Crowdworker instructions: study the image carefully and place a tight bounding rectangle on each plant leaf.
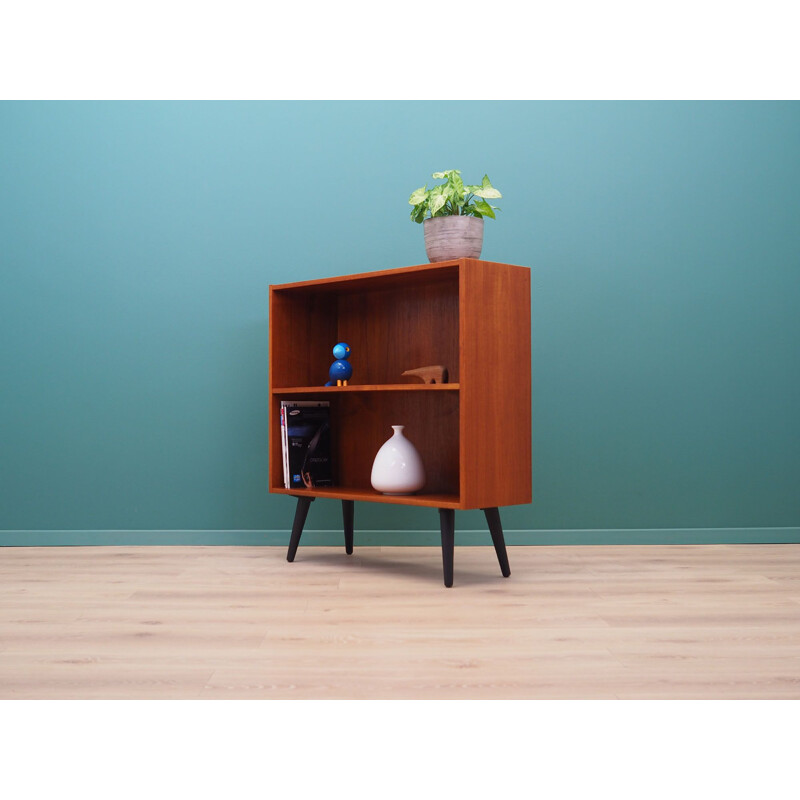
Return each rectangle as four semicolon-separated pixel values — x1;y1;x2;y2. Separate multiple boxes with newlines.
448;171;465;204
412;171;498;216
443;181;464;214
410;203;427;223
473;174;502;199
430;195;447;215
473;199;497;219
408;185;428;205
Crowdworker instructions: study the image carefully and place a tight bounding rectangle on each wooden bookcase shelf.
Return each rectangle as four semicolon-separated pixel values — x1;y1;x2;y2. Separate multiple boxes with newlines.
270;486;462;510
272;383;460;394
268;258;531;586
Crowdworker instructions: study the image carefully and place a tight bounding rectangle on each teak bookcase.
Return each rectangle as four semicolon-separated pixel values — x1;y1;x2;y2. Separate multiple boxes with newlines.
268;258;531;587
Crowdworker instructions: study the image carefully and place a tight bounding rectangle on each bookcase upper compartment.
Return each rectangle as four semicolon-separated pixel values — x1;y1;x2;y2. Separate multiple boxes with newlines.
269;262;459;389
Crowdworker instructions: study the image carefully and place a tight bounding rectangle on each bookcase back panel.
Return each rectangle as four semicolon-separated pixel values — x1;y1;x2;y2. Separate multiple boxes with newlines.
336;280;459;385
332;392;460;496
270;291;338;388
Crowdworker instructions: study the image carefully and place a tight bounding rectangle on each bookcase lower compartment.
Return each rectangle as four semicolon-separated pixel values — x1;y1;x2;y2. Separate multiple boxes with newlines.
271;390;460;503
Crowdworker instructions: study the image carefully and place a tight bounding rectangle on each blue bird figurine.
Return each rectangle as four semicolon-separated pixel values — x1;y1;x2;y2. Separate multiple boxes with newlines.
325;342;352;386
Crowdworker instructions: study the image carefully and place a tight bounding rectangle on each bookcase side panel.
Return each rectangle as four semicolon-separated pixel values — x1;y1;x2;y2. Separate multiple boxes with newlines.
269;394;284;490
269;288;338;491
459;261;532;509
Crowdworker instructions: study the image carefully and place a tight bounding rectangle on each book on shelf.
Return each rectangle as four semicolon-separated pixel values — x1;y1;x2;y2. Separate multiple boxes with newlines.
280;400;332;489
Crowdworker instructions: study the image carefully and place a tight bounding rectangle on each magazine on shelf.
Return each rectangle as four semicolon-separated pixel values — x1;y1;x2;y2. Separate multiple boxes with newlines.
280;404;289;488
280;400;332;489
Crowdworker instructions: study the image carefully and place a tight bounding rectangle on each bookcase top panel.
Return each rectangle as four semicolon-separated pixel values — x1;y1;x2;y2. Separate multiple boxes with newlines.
271;261;458;294
269;258;528;295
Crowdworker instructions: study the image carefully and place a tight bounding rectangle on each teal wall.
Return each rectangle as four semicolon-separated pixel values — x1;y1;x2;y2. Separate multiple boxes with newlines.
2;101;799;545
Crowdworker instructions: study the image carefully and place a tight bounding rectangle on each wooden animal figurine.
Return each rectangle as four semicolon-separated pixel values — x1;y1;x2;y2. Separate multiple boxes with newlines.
401;365;448;384
325;342;352;386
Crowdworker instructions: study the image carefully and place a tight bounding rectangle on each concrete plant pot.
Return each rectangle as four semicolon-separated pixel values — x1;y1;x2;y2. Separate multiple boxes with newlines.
423;215;484;262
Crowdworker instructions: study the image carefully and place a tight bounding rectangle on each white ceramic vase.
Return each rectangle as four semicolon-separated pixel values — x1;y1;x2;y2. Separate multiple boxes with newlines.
370;425;426;495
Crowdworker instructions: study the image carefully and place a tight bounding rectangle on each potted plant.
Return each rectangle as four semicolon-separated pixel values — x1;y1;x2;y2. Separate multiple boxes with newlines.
408;169;502;262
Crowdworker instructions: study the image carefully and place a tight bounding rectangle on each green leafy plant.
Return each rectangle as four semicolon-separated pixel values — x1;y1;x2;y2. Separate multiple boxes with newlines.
409;169;502;224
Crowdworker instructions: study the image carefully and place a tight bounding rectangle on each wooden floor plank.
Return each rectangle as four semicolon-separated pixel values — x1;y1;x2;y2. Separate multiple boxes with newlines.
1;544;799;699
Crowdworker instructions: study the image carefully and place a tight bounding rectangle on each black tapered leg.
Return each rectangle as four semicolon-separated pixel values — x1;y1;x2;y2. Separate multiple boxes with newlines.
342;500;354;555
286;497;314;562
483;507;511;577
439;508;455;588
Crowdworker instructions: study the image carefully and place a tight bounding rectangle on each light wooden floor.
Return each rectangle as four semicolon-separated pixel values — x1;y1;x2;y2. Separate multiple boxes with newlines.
1;544;799;699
